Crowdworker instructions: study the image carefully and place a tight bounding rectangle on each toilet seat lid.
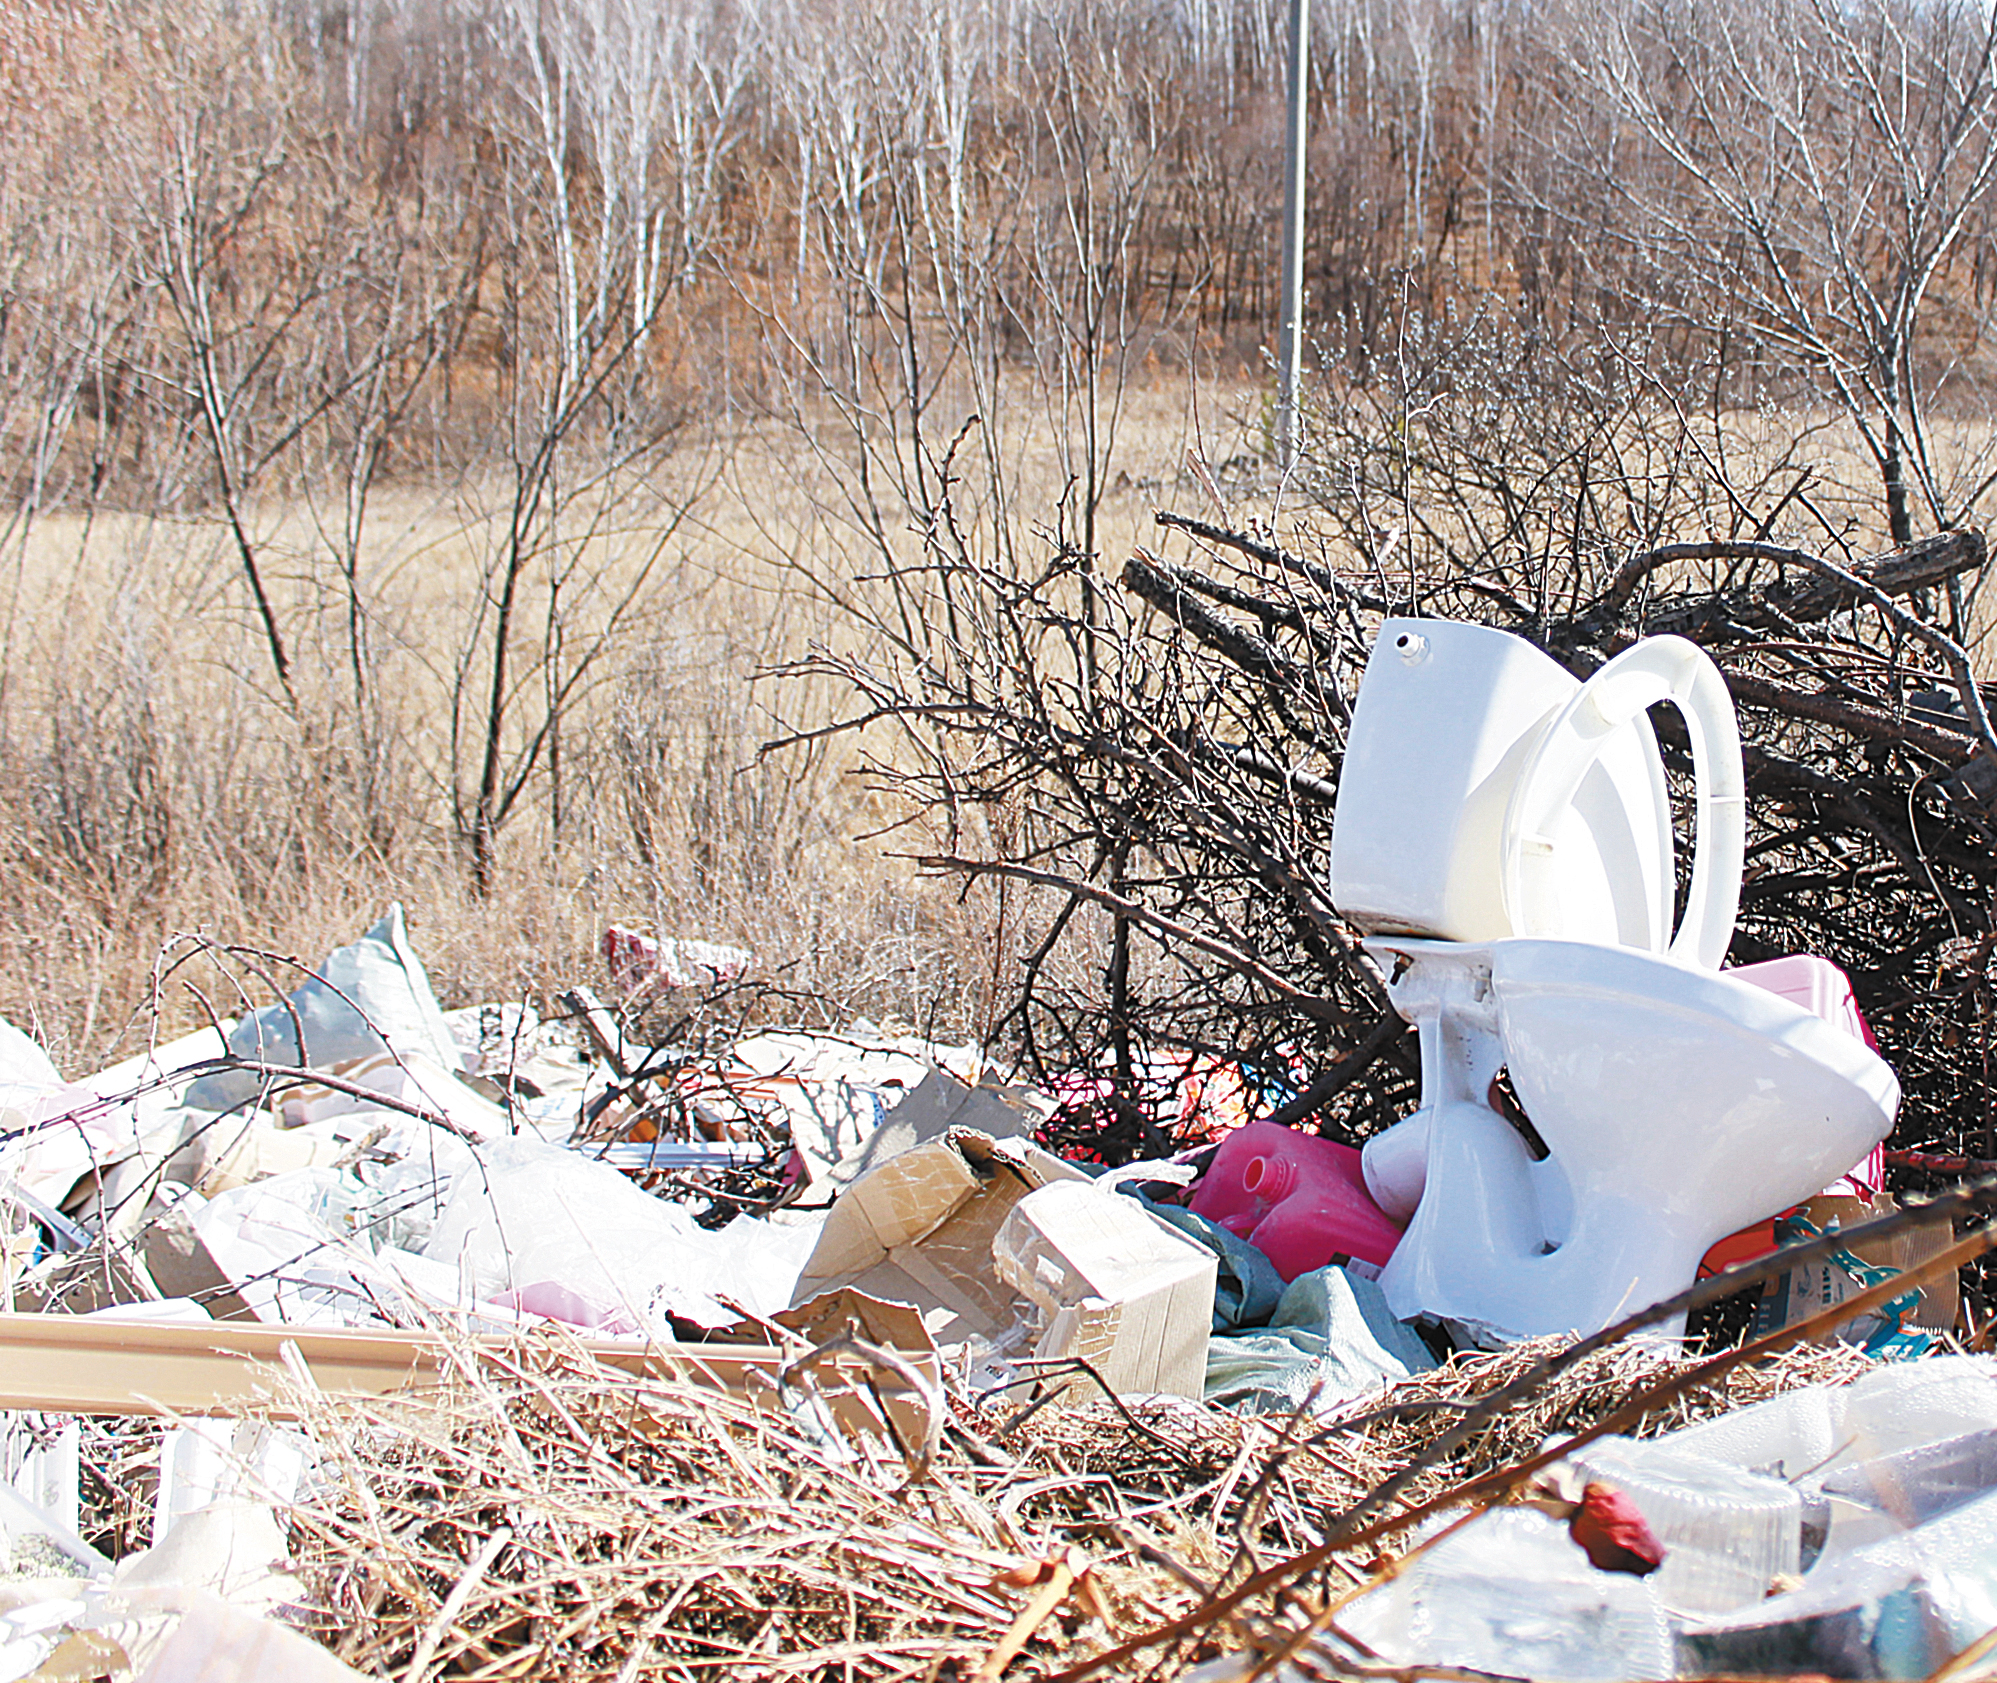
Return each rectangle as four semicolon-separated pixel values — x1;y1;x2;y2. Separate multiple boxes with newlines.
1501;636;1745;970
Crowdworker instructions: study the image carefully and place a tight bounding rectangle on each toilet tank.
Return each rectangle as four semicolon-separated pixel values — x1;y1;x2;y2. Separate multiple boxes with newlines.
1330;620;1674;946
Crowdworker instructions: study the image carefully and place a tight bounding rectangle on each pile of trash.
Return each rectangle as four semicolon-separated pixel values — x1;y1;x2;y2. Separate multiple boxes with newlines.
5;596;1997;1679
0;898;1986;1680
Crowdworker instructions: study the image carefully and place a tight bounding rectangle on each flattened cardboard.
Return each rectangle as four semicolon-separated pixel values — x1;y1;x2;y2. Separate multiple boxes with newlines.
774;1287;936;1357
0;1312;939;1450
791;1129;1089;1347
719;1287;937;1358
825;1071;1040;1190
11;1247;157;1317
141;1205;257;1323
1755;1192;1960;1342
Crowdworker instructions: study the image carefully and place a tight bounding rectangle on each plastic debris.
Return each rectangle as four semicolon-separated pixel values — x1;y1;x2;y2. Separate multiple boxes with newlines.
1336;1506;1676;1681
1202;1264;1437;1413
1561;1435;1794;1610
0;898;1991;1682
181;905;462;1114
602;927;753;992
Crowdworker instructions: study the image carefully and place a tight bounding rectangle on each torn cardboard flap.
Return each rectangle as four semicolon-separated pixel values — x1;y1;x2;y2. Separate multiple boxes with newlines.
791;1129;1088;1347
721;1287;937;1359
824;1071;1044;1190
1755;1192;1960;1343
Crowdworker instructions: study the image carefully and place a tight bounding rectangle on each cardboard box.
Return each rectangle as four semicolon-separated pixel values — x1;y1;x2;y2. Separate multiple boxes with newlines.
823;1071;1042;1191
795;1129;1215;1399
792;1129;1089;1347
992;1179;1215;1400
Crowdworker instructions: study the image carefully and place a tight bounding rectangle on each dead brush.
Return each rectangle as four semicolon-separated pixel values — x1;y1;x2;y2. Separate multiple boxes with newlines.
986;1334;1874;1589
265;1322;1885;1680
276;1332;1151;1681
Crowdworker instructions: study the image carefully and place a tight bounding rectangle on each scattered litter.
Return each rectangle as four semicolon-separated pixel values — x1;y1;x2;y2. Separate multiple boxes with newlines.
602;926;753;993
0;870;1987;1680
1203;1263;1438;1414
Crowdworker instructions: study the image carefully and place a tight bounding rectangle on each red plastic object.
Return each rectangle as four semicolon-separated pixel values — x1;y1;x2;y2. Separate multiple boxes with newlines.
1697;954;1885;1277
1571;1482;1666;1576
1187;1120;1405;1280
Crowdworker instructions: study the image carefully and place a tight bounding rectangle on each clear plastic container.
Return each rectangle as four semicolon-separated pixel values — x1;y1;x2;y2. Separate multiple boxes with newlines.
1664;1384;1847;1482
1679;1485;1997;1679
1819;1425;1997;1555
1187;1120;1404;1279
1339;1507;1675;1682
1831;1356;1997;1473
1569;1433;1801;1615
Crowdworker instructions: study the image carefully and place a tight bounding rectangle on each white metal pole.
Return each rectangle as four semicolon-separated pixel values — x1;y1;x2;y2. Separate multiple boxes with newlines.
1276;0;1310;472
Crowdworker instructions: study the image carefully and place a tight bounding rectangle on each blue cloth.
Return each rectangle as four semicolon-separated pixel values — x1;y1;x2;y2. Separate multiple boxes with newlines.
1117;1187;1285;1332
1204;1265;1438;1414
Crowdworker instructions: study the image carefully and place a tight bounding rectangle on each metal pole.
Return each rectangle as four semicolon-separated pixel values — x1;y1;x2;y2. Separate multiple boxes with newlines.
1276;0;1310;472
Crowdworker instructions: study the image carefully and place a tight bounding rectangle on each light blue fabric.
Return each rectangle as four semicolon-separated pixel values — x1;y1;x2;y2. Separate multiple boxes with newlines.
1205;1264;1437;1414
184;904;459;1112
1117;1186;1285;1332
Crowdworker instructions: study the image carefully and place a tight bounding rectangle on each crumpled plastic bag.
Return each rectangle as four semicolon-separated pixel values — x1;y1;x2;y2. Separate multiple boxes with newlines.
1204;1264;1437;1413
0;1018;60;1111
423;1136;817;1331
183;905;461;1113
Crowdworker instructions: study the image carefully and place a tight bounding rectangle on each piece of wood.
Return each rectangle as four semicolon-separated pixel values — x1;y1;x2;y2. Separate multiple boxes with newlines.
1122;552;1312;696
973;1549;1087;1682
1724;670;1974;763
0;1312;939;1446
1781;529;1986;623
1613;531;1985;627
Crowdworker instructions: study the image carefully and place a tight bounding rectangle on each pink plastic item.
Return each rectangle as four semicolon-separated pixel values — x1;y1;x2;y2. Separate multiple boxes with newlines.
1188;1120;1405;1280
1698;952;1888;1276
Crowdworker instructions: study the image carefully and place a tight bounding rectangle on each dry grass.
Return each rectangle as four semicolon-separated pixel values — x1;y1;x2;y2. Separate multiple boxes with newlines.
265;1326;1878;1680
0;375;1263;1072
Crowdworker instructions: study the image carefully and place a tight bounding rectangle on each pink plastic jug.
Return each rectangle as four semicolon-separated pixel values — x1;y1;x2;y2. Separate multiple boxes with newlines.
1188;1120;1405;1280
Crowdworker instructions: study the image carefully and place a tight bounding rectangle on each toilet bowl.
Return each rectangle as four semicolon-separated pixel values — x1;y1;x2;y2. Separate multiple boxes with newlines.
1330;622;1898;1340
1349;629;1750;1226
1369;937;1899;1341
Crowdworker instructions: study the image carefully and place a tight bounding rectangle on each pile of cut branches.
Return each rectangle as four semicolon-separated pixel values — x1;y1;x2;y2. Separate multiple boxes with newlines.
788;508;1989;1140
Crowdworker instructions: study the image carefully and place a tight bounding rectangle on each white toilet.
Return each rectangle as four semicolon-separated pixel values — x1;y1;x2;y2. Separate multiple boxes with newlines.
1332;621;1899;1343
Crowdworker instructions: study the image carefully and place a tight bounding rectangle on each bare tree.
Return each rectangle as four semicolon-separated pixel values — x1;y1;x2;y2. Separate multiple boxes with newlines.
1556;0;1997;545
448;0;729;894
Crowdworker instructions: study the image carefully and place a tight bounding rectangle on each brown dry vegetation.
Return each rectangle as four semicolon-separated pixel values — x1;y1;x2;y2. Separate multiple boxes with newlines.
5;0;1997;1089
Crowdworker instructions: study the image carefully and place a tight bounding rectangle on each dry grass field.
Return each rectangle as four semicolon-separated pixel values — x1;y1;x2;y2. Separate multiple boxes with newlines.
0;375;1272;1071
